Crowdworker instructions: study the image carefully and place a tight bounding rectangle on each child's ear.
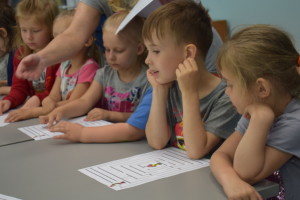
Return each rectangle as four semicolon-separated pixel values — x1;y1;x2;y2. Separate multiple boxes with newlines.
84;36;94;47
256;78;271;99
137;42;145;55
184;44;197;59
0;28;8;38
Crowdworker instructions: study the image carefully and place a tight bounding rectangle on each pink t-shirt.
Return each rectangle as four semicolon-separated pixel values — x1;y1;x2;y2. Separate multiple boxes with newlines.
56;58;99;100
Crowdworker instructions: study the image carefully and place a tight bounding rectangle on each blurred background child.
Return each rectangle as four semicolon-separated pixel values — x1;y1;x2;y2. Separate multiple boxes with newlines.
5;9;99;122
210;25;300;200
0;2;16;95
0;0;60;115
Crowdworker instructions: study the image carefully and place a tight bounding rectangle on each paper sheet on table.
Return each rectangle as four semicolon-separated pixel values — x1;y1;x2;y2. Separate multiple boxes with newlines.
79;147;210;190
18;116;112;140
0;113;10;127
115;0;161;34
0;194;22;200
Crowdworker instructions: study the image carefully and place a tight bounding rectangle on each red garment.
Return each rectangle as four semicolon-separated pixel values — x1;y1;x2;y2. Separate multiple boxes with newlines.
3;48;59;109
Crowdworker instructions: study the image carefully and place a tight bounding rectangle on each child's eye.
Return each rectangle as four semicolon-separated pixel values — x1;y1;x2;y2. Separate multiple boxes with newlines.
115;49;124;53
33;30;40;33
152;50;160;54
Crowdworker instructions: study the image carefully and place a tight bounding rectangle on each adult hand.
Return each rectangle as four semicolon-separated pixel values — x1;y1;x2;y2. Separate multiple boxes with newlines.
16;53;46;80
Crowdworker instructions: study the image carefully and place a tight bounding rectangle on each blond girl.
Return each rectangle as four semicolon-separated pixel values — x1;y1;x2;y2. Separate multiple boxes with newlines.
211;25;300;200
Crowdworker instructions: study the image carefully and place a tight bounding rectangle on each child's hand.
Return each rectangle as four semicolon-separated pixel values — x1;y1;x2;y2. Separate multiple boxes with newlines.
176;58;200;94
21;95;41;109
0;100;11;115
147;69;172;90
223;178;263;200
39;109;63;127
85;108;108;121
0;80;7;87
243;103;275;124
147;69;161;87
50;121;84;142
5;108;32;123
16;53;45;80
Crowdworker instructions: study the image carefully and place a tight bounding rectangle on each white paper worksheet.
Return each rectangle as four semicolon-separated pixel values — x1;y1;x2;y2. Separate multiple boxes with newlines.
115;0;161;34
18;116;112;140
0;113;10;127
0;194;22;200
79;147;210;190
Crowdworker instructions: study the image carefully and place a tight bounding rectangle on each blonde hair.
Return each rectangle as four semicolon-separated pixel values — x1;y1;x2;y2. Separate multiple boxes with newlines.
15;0;59;58
217;24;300;98
55;8;75;22
108;0;138;12
103;11;146;65
142;0;212;59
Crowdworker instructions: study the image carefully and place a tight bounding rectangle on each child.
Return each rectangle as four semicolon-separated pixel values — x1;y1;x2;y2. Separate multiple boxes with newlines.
0;0;59;115
210;25;300;200
0;3;16;95
143;0;240;159
5;9;99;122
40;11;150;143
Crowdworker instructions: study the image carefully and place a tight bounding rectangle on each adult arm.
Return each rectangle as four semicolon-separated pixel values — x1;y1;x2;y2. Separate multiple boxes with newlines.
16;2;101;80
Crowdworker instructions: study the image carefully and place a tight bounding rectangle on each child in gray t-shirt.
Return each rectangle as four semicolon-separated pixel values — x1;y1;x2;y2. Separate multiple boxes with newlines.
143;1;240;159
210;25;300;200
43;11;150;143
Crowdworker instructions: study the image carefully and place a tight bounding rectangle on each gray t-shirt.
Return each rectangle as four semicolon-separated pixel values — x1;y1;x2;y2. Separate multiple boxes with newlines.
79;0;113;17
235;98;300;200
168;80;240;150
205;27;223;74
0;53;9;81
94;64;150;113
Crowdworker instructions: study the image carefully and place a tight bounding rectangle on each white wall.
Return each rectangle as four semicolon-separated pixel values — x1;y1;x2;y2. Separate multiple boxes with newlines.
201;0;300;51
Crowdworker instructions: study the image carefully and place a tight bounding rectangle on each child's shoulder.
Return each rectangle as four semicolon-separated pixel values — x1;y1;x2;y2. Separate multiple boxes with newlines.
281;98;300;121
80;58;100;71
203;79;228;103
83;58;99;66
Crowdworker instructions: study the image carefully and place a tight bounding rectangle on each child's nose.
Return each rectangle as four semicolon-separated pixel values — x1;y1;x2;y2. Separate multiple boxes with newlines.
107;52;115;60
26;32;33;40
145;55;151;66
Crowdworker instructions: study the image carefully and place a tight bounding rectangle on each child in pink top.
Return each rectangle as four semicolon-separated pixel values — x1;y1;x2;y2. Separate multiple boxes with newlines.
6;9;99;122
